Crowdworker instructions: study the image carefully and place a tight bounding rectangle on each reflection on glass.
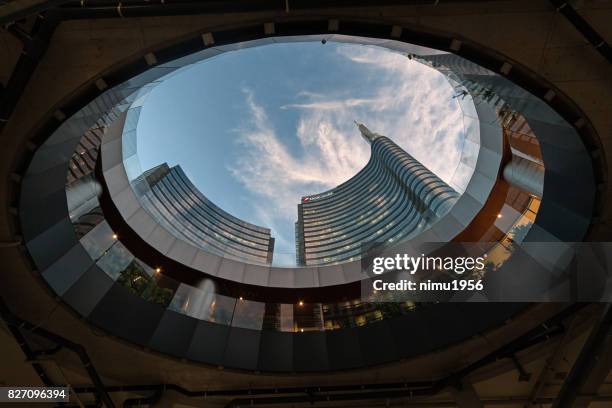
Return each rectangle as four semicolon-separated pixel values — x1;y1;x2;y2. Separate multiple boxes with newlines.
294;303;324;332
96;241;133;280
279;303;294;332
208;294;236;325
232;299;265;330
116;260;174;307
483;195;540;272
80;221;115;260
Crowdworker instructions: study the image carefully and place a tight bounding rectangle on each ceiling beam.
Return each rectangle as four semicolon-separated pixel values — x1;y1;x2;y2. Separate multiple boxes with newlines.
0;12;59;134
548;0;612;64
552;304;612;408
55;0;500;20
451;379;483;408
525;314;581;407
0;0;70;25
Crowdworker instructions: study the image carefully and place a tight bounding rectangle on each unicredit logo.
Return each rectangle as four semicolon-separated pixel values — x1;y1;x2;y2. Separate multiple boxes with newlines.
302;192;333;203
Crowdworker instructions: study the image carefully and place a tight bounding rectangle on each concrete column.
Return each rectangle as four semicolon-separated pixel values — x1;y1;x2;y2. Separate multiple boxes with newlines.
66;174;102;218
451;380;483;408
502;155;544;198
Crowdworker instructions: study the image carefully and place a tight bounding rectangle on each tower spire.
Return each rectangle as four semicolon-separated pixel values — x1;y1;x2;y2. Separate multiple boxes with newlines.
354;121;381;144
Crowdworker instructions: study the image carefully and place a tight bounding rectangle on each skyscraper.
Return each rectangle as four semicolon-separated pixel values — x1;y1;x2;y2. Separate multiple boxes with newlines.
414;53;545;198
295;123;459;266
134;163;275;264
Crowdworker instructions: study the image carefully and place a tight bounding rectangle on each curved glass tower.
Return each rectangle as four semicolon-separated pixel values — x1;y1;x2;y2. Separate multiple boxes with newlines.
134;163;275;264
295;123;459;266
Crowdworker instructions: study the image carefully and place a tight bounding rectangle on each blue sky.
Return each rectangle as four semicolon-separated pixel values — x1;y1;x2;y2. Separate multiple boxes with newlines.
137;42;466;263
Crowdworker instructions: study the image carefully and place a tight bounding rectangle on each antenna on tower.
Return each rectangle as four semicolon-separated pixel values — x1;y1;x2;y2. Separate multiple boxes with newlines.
354;121;380;144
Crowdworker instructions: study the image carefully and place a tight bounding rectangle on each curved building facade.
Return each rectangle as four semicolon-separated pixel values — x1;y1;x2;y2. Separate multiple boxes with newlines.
134;163;275;264
296;123;460;265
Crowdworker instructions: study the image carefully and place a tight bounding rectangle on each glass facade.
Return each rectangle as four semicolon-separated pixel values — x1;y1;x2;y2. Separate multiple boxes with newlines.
134;163;275;264
66;182;425;333
66;127;104;185
295;124;460;265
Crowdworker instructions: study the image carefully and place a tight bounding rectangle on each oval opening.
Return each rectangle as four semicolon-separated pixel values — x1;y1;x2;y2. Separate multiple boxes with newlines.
130;40;478;266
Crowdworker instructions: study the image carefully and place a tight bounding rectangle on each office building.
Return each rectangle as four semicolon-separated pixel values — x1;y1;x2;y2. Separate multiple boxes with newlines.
134;163;275;264
295;123;459;265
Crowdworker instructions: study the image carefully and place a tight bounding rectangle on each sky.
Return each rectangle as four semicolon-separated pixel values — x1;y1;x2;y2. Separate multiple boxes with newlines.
137;42;467;263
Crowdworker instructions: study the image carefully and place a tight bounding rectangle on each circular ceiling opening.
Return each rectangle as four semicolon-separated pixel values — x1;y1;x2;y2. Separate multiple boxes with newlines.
133;41;476;265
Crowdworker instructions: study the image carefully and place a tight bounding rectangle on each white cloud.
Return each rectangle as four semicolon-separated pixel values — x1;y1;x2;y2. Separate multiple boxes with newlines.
281;98;376;111
228;90;370;250
331;45;466;183
229;45;469;255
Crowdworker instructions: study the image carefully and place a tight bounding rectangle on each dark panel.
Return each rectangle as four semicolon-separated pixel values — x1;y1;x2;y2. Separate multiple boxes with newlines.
20;188;70;242
257;330;293;372
20;160;68;205
89;283;164;345
148;310;198;358
412;305;485;352
293;331;329;372
485;249;563;301
41;243;92;295
535;199;591;243
386;304;520;359
326;328;363;370
441;303;517;338
223;327;261;370
528;119;586;152
539;148;594;215
388;311;436;359
62;265;115;317
186;320;230;366
389;304;525;358
357;320;399;366
25;218;77;270
400;26;449;51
